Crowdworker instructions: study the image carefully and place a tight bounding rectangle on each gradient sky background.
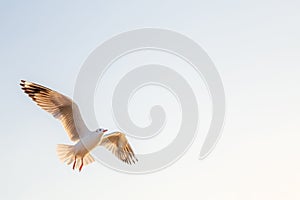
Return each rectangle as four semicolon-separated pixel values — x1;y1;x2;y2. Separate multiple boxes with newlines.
1;0;300;199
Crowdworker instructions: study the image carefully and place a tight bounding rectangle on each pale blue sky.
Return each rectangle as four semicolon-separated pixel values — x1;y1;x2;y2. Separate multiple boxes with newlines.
1;0;300;199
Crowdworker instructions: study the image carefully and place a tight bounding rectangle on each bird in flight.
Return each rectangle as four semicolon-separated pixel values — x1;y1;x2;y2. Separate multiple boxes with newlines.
20;80;137;172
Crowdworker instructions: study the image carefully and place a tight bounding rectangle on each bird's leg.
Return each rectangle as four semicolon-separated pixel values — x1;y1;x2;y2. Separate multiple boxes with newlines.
72;156;77;170
79;158;84;172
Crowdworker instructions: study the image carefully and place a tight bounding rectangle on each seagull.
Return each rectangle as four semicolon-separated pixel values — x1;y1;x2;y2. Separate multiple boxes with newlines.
20;80;137;172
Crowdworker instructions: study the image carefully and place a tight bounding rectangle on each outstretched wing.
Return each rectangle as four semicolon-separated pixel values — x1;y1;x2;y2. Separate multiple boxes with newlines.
100;132;138;164
20;80;90;142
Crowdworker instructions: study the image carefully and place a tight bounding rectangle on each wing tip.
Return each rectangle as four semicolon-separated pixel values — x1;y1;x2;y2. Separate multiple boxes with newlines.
20;80;26;87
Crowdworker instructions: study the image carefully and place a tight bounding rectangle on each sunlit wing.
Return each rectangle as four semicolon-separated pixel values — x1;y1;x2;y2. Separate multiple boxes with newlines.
100;132;138;164
20;80;90;142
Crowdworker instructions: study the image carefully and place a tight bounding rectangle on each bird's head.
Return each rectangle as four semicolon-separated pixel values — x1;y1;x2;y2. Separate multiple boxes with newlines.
96;128;108;135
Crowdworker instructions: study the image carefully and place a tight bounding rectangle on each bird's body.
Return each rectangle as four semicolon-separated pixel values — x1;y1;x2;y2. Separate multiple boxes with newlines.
20;80;137;171
57;132;103;171
75;133;103;156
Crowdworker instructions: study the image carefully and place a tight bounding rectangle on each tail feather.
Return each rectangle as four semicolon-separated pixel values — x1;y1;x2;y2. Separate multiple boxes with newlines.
57;144;74;162
56;144;95;171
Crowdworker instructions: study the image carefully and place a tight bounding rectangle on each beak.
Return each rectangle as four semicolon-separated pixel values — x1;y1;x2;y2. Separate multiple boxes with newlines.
103;129;108;133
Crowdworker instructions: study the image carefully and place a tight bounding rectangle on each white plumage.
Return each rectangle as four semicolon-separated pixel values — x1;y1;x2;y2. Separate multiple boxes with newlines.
20;80;137;171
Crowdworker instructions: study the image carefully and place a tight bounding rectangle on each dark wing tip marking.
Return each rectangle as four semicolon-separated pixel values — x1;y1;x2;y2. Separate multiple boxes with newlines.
101;132;138;165
20;80;25;87
20;80;50;97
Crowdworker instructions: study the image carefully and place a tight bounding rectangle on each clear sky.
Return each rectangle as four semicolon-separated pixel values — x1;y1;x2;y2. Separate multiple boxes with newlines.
1;0;300;199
